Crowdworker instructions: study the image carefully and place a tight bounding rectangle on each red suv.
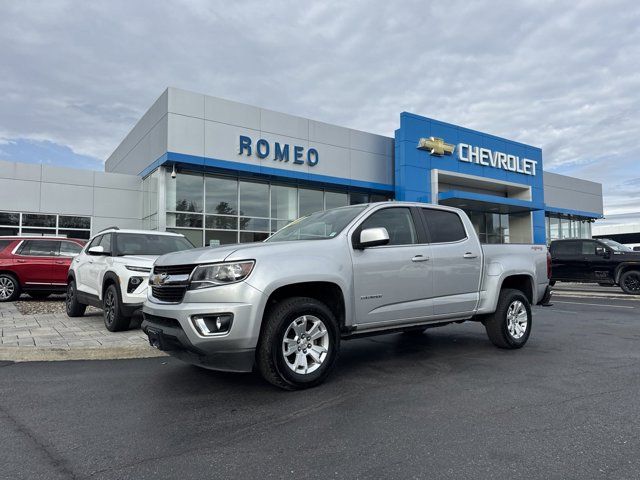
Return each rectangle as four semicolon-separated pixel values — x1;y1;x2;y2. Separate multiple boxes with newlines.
0;237;87;302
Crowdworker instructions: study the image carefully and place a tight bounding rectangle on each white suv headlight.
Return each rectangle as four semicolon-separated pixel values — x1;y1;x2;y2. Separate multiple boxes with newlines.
189;261;255;290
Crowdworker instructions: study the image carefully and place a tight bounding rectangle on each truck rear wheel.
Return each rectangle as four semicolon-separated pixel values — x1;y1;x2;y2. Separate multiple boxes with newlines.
620;270;640;295
256;297;340;390
484;288;532;349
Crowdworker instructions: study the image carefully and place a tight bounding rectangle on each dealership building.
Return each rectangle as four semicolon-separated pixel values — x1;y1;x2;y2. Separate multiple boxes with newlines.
0;87;603;246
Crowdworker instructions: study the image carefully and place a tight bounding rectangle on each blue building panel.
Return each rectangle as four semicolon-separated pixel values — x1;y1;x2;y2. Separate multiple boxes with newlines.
395;111;548;243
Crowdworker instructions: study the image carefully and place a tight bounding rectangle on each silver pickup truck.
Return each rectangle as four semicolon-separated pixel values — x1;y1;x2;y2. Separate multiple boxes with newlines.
142;202;551;390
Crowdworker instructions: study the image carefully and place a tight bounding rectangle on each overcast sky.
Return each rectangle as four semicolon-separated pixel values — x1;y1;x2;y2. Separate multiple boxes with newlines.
1;0;639;225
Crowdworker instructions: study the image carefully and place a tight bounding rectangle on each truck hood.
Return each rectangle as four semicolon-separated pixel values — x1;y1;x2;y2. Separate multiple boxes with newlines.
113;254;159;266
155;240;334;266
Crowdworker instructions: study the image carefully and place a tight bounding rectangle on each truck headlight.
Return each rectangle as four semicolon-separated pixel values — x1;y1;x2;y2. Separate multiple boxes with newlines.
189;261;255;289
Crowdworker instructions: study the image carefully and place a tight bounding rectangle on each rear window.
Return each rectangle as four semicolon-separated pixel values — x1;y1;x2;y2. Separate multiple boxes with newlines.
18;240;59;256
0;240;12;252
421;209;467;243
115;233;194;256
551;241;579;255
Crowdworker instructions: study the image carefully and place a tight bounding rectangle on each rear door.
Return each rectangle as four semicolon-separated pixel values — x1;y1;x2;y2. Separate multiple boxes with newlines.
351;206;433;326
420;208;482;316
13;240;59;286
550;241;582;280
77;235;102;294
52;240;83;285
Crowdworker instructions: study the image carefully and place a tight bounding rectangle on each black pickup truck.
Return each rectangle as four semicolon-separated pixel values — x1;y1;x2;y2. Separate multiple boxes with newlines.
549;238;640;294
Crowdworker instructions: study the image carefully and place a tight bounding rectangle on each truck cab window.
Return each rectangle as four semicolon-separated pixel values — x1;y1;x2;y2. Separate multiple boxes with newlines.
421;209;467;243
359;208;417;245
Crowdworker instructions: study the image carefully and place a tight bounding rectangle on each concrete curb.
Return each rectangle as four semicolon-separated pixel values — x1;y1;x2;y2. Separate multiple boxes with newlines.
0;345;167;362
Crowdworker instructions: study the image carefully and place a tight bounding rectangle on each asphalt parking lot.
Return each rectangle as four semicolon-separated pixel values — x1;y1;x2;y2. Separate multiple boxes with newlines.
1;289;639;480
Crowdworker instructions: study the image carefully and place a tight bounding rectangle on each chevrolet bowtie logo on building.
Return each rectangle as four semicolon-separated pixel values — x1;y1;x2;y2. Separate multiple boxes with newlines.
417;137;455;156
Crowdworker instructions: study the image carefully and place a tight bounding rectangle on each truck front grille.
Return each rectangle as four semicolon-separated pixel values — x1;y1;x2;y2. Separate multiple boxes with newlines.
151;285;188;303
153;264;197;276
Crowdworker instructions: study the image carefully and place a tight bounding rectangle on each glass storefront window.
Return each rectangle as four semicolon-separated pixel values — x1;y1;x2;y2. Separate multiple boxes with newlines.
167;172;203;212
350;192;369;205
162;169;391;245
206;176;238;215
0;212;19;226
240;217;270;232
205;215;238;230
240;232;270;243
167;212;203;228
167;228;203;247
205;230;237;246
271;186;297;220
299;189;323;217
239;181;269;217
23;214;56;227
325;192;349;210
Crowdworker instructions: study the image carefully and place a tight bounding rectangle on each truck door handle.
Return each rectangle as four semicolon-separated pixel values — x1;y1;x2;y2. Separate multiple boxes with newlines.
16;259;27;263
411;255;430;262
463;252;478;259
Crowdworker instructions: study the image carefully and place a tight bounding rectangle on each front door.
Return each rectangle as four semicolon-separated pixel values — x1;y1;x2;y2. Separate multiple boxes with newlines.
420;208;482;316
582;240;615;283
351;207;433;327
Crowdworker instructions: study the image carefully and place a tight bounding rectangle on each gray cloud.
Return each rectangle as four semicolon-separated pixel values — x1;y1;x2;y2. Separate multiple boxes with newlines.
1;0;639;221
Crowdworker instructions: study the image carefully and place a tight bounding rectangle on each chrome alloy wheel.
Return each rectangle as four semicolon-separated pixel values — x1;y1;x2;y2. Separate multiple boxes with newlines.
0;277;15;300
506;300;528;339
281;315;330;375
104;290;116;325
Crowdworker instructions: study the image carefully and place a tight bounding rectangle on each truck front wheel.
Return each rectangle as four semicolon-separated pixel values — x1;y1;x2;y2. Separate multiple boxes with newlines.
484;288;532;349
257;297;340;390
620;270;640;295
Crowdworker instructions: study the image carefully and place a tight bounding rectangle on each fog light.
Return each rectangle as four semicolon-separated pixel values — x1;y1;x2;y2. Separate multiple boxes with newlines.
127;276;144;293
192;314;233;336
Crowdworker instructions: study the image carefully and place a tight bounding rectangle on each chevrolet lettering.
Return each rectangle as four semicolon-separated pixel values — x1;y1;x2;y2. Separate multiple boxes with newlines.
458;143;537;176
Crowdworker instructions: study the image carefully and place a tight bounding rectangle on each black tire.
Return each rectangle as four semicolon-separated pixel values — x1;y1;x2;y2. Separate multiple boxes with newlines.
484;288;532;349
103;284;131;332
28;292;51;299
0;273;21;302
256;297;340;390
66;280;87;317
619;270;640;295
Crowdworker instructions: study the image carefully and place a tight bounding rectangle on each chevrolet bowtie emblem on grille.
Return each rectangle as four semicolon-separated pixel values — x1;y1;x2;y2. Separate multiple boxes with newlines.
150;273;168;286
417;137;455;156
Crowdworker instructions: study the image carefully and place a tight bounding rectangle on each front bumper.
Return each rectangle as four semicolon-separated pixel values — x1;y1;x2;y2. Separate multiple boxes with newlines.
141;282;265;372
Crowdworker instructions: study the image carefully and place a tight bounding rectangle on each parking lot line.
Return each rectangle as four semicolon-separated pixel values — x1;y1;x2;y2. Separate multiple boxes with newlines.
553;300;635;309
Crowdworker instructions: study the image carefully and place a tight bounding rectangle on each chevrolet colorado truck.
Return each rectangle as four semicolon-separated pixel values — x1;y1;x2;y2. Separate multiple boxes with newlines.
142;202;551;390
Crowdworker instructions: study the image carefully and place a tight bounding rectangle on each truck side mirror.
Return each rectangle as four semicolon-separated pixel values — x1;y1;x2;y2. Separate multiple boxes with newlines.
595;246;609;257
356;227;390;249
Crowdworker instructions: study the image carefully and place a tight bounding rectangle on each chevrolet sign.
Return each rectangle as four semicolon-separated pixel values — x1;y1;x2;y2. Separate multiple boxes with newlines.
458;143;537;176
417;137;537;176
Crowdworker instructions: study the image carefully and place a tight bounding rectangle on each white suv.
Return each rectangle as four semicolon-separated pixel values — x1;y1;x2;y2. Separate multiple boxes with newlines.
66;228;194;331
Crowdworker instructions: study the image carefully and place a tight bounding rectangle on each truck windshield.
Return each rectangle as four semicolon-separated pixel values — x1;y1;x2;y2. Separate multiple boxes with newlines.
599;239;633;252
266;205;367;242
115;233;194;256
